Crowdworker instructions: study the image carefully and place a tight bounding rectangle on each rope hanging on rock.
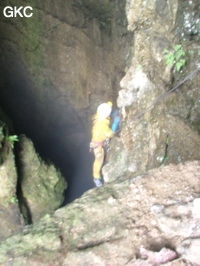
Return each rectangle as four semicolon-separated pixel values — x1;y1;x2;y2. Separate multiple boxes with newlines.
116;65;200;133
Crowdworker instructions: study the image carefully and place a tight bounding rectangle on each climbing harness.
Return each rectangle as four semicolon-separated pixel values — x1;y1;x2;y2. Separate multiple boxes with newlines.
116;66;200;133
89;139;110;153
90;142;102;152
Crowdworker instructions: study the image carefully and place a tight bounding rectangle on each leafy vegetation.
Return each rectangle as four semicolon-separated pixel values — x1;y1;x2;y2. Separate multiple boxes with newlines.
6;135;19;149
3;196;18;206
10;196;18;204
164;45;186;72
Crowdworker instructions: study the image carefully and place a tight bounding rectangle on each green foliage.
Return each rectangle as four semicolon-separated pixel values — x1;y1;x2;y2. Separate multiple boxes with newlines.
4;196;18;206
164;45;186;72
10;196;18;204
6;135;19;148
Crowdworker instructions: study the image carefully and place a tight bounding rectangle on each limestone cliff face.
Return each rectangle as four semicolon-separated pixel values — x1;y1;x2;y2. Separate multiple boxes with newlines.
0;0;131;199
0;0;131;238
0;0;130;139
0;109;24;240
0;1;199;180
0;0;200;264
0;129;23;240
103;0;200;182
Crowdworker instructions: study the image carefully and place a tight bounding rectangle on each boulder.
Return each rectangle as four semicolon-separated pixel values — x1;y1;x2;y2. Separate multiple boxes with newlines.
18;135;67;223
0;161;199;265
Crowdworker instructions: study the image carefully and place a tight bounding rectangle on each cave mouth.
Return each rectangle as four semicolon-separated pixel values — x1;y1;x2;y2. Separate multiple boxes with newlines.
1;96;96;205
0;77;96;204
0;52;96;204
33;127;96;205
0;0;130;204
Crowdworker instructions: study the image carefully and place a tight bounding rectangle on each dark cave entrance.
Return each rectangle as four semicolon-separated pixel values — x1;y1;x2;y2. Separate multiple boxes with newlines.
0;53;95;204
0;0;130;205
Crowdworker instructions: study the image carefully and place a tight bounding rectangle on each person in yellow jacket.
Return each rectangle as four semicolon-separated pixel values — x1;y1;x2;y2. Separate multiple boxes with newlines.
91;102;116;187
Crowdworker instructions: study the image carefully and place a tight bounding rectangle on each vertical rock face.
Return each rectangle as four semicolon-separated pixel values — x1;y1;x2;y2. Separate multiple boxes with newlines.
0;0;131;199
0;0;199;264
0;148;24;241
175;0;200;41
103;0;200;182
0;116;23;241
0;0;130;139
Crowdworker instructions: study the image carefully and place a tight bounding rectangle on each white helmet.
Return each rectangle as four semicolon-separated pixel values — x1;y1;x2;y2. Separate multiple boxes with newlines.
97;103;112;119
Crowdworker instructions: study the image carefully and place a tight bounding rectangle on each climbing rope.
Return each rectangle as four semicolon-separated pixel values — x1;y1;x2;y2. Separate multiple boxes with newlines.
116;66;200;133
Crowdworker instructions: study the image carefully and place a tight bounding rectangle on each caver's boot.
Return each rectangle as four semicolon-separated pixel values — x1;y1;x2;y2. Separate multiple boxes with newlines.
93;177;103;187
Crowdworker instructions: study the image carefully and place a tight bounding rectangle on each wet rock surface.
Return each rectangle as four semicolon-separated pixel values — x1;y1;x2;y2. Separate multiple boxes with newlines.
0;161;199;265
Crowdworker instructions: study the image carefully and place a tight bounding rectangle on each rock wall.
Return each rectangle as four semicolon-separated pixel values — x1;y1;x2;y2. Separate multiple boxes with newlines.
0;111;24;240
0;110;66;240
0;0;199;264
0;0;130;139
0;133;24;241
0;0;132;200
0;1;199;186
103;0;200;182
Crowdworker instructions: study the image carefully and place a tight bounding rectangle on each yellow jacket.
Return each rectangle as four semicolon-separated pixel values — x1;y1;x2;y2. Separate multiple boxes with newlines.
92;117;114;143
